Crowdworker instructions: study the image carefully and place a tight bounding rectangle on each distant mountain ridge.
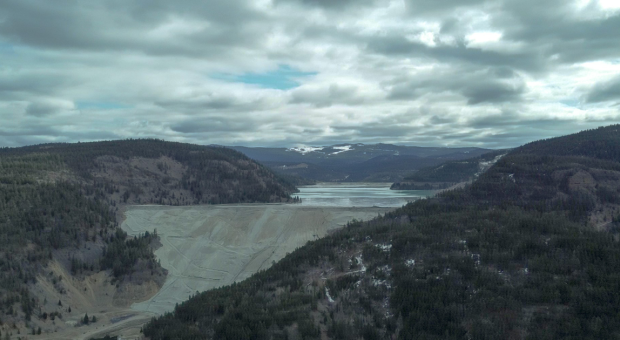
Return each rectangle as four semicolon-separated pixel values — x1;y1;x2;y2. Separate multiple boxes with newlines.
230;143;492;182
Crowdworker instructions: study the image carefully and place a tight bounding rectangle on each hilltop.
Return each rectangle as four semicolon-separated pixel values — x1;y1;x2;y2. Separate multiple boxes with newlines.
1;139;298;206
144;125;620;340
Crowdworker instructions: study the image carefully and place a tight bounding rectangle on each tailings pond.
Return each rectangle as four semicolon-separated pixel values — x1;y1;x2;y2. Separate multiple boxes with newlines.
297;182;435;207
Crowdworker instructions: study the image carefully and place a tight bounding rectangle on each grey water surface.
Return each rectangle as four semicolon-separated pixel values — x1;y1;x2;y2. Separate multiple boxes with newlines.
296;183;435;208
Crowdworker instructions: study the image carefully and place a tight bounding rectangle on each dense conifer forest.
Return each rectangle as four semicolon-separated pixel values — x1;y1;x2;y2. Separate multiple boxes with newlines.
143;125;620;340
0;139;297;324
391;150;506;190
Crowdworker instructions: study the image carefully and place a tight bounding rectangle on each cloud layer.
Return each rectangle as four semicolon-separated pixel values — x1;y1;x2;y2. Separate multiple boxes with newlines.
1;0;619;148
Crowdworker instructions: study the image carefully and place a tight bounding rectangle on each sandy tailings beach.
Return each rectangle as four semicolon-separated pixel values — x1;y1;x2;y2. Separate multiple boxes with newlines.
121;204;389;315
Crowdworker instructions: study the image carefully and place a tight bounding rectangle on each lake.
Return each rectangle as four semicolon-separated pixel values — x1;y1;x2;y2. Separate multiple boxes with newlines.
296;182;435;208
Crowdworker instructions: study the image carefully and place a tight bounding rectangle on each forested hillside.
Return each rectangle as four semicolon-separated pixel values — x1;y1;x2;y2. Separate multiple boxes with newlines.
0;139;297;332
513;126;620;160
144;125;620;340
391;150;506;190
1;139;298;205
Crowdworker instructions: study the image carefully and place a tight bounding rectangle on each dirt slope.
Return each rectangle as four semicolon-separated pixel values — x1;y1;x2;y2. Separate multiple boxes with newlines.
121;204;390;315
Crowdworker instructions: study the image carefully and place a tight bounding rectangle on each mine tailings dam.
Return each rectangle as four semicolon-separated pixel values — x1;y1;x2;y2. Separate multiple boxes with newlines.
120;183;433;315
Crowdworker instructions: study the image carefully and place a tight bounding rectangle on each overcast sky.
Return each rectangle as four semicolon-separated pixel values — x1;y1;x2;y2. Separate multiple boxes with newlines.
1;0;619;148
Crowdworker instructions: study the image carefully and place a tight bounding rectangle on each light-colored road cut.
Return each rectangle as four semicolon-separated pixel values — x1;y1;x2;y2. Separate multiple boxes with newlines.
121;204;390;315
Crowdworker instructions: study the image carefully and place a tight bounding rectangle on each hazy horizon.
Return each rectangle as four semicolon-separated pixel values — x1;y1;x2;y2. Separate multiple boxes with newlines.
2;137;504;150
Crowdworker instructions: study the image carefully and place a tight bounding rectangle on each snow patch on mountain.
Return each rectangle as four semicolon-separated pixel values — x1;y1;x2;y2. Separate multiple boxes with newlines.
330;145;353;155
286;146;324;155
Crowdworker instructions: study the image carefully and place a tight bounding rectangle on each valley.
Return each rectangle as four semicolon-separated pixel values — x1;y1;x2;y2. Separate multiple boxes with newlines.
35;183;423;339
3;127;620;340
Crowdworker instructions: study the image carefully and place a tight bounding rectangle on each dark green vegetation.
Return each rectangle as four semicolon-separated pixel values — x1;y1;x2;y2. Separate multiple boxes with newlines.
144;125;620;339
232;144;491;182
0;177;120;322
2;139;297;205
272;172;317;187
89;336;116;340
391;150;507;190
0;139;297;323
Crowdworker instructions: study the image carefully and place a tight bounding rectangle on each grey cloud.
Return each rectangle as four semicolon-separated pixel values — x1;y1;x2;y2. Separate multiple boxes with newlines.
0;126;59;137
326;107;607;149
0;124;119;144
405;0;487;16
302;128;324;134
0;70;74;100
463;113;620;146
586;75;620;103
460;122;598;146
466;111;573;130
332;124;420;138
387;86;425;101
386;67;526;104
25;103;54;117
155;94;276;114
428;115;453;125
156;97;240;111
366;36;547;73
363;0;620;76
452;119;613;148
273;0;377;10
0;0;266;57
467;110;524;129
291;84;365;107
439;18;460;35
170;119;257;134
463;80;524;105
25;99;74;116
53;130;121;142
494;0;620;65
